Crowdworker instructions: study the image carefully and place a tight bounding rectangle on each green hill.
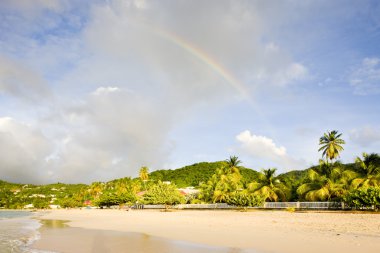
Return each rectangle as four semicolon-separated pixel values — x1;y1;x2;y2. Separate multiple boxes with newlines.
0;180;87;209
149;161;261;188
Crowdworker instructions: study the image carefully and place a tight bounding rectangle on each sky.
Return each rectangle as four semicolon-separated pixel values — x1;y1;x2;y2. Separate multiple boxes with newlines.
1;0;380;184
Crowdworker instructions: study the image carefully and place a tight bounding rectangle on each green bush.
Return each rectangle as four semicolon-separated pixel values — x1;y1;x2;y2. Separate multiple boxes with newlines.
344;187;380;210
32;198;49;209
59;198;83;208
143;181;185;205
95;194;122;207
225;191;264;207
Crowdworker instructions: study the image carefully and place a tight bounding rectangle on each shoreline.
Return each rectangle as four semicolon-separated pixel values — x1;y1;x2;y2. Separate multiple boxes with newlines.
32;209;380;253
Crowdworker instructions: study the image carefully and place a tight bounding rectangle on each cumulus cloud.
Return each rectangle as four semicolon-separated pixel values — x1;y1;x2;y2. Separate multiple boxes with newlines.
38;86;175;183
0;117;52;183
349;57;380;95
349;126;380;147
236;130;305;170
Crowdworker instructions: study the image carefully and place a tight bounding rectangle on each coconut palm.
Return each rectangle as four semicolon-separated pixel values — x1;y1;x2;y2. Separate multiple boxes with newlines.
351;153;380;189
88;182;104;199
139;166;149;190
318;130;345;163
225;155;242;173
297;161;347;201
199;163;243;203
248;168;289;202
139;166;149;181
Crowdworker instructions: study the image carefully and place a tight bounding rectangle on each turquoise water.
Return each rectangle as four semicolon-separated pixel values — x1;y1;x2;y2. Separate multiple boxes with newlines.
0;211;49;253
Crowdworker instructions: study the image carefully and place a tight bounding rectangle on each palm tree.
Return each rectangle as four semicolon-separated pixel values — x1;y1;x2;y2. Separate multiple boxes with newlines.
88;182;104;199
199;164;243;203
297;161;347;201
248;168;289;202
225;155;242;173
139;166;149;190
351;153;380;189
139;166;149;181
318;130;345;164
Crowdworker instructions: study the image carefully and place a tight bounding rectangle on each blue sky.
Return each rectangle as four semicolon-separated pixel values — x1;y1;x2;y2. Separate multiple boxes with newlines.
0;0;380;183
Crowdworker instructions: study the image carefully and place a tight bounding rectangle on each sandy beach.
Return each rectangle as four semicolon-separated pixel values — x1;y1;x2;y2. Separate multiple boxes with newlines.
31;209;380;253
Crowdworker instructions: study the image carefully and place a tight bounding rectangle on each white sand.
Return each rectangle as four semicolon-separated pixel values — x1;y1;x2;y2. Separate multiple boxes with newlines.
34;209;380;253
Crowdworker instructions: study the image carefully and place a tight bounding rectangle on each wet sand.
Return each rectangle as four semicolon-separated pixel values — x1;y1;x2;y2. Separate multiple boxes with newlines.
33;220;246;253
32;209;380;253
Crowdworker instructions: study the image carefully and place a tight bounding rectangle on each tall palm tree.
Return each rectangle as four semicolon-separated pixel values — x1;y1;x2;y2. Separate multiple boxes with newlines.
139;166;149;190
248;168;289;202
139;166;149;181
318;130;345;164
351;153;380;189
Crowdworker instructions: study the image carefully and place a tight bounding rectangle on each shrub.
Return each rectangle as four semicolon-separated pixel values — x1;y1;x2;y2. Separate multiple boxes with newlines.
59;198;83;208
143;181;185;205
344;187;380;211
225;191;264;207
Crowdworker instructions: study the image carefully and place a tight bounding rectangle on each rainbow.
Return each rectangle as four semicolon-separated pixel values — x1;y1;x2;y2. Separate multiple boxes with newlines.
152;28;250;99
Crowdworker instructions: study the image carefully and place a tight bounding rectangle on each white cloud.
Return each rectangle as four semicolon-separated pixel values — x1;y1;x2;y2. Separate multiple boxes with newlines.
0;117;52;183
349;57;380;95
237;130;287;156
92;86;120;96
236;130;305;170
349;126;380;147
42;86;175;183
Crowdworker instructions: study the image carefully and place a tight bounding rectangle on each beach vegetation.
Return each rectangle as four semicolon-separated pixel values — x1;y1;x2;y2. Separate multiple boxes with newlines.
225;190;264;207
296;161;348;201
248;168;290;202
344;187;380;211
142;181;185;205
350;153;380;189
198;161;243;203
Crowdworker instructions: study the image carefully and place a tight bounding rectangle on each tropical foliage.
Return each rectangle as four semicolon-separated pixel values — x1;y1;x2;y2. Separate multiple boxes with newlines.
344;187;380;211
296;160;351;201
199;158;266;206
248;168;290;202
139;167;149;181
142;181;185;205
350;153;380;189
149;161;260;188
225;190;264;207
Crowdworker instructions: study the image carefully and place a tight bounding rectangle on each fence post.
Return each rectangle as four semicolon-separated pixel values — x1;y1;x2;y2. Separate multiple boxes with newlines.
296;201;300;209
341;202;345;210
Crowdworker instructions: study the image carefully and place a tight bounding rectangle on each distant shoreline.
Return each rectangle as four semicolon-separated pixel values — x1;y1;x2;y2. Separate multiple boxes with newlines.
31;209;380;253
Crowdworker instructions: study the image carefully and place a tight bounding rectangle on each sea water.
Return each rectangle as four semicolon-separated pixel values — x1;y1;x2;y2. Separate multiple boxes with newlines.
0;211;50;253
